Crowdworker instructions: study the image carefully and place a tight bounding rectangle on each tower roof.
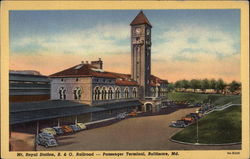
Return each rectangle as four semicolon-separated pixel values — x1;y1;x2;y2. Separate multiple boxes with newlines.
130;11;152;27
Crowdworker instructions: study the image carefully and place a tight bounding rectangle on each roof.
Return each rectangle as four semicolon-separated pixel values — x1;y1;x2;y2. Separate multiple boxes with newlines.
10;100;142;124
150;75;168;86
130;11;152;27
10;73;49;83
115;79;138;86
50;63;139;86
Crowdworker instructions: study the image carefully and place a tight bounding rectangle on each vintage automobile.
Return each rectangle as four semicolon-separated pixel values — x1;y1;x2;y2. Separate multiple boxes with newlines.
53;127;64;135
189;113;202;119
169;120;187;128
61;125;74;134
40;128;57;135
36;132;58;148
69;124;81;132
76;123;87;130
116;112;128;120
128;111;137;117
181;117;195;124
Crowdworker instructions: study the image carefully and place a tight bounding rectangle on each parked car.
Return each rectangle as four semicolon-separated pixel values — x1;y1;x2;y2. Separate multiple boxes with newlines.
53;127;64;135
128;111;137;117
61;125;74;134
181;117;195;124
116;112;128;120
170;120;187;128
76;123;87;130
185;114;197;120
189;113;201;119
70;124;81;132
36;132;58;148
40;128;57;135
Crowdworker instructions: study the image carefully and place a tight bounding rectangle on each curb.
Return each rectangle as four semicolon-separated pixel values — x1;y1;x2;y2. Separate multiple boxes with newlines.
169;103;242;146
169;138;241;146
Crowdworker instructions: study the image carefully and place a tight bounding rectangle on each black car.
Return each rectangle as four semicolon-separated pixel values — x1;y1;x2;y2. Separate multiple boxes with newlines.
170;120;187;128
53;127;64;135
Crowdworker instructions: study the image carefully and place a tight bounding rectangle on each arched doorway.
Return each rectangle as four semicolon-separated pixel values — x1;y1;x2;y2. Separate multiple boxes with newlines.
144;103;153;112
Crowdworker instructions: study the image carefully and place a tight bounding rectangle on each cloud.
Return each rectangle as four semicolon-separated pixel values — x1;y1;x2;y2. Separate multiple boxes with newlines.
10;22;240;83
11;23;130;56
153;24;239;63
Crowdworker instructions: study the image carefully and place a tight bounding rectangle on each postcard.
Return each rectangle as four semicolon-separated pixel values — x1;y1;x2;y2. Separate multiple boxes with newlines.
1;1;249;159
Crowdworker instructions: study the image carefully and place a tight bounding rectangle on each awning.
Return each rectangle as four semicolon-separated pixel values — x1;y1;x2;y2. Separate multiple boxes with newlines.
10;100;105;124
97;100;142;110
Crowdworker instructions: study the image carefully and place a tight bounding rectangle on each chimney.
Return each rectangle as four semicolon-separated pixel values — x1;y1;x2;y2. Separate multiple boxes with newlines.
91;58;103;69
81;61;84;64
86;61;89;64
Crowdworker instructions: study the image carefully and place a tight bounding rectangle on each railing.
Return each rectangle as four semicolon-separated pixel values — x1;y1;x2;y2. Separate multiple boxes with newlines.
204;102;240;115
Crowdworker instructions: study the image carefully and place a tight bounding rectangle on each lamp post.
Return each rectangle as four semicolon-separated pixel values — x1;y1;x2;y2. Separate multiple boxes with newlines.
196;118;199;144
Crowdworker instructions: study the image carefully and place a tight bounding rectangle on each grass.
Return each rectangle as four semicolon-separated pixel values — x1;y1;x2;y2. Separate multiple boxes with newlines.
171;106;241;144
167;92;241;106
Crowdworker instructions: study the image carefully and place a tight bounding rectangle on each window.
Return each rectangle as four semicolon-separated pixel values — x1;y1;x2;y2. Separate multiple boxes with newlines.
108;87;113;100
76;78;79;82
94;87;101;100
59;87;66;100
101;87;107;100
61;78;64;82
124;88;129;99
132;88;137;98
74;87;82;100
115;87;121;99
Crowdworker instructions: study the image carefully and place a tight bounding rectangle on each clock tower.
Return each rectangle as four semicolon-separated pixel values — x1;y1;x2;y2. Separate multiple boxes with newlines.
130;11;152;98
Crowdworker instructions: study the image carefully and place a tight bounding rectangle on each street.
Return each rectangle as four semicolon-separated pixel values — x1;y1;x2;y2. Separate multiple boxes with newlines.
37;107;240;151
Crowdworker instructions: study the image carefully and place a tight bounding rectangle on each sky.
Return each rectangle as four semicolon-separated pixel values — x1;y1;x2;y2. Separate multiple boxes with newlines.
9;9;240;82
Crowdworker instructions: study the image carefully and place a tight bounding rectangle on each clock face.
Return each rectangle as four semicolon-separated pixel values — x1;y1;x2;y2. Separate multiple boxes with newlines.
146;29;150;35
135;27;141;34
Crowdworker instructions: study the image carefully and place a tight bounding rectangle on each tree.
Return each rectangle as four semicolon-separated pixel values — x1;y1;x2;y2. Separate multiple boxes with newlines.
181;79;190;91
216;79;226;93
201;79;210;91
167;83;175;92
190;79;200;92
210;79;217;90
174;80;182;89
229;81;241;93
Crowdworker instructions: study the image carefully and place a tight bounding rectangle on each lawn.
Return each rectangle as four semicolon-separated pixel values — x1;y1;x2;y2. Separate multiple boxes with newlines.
171;106;241;144
167;92;241;106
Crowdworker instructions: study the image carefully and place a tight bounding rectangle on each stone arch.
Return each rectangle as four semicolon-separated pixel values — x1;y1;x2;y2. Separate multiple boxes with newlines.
93;86;101;100
73;87;82;100
59;87;66;100
132;87;137;98
124;87;129;99
115;87;121;99
144;102;153;112
108;86;114;100
101;86;107;100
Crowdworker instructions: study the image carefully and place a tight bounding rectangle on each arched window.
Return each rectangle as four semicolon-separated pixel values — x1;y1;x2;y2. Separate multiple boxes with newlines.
59;87;66;100
151;87;156;97
124;87;129;99
132;87;137;98
94;87;101;100
108;87;113;100
115;87;121;99
73;87;82;100
101;87;107;100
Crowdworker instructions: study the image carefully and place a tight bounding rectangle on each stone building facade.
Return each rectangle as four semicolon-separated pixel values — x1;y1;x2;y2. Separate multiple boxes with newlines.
49;11;168;112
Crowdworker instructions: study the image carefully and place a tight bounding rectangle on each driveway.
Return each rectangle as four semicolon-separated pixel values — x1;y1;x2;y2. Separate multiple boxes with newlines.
38;107;241;150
